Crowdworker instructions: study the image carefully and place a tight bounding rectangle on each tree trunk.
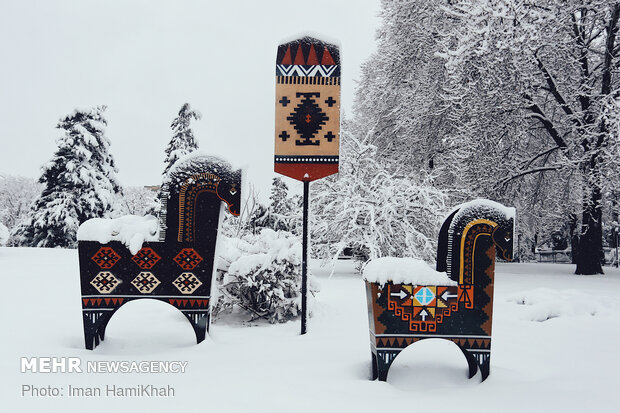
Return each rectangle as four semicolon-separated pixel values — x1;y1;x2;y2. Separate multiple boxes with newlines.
569;213;579;264
575;184;604;274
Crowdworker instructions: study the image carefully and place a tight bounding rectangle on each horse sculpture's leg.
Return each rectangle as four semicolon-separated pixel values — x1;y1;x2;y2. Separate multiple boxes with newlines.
82;308;106;350
477;347;491;381
97;311;115;342
375;349;401;381
181;310;210;344
459;345;491;381
370;351;378;380
458;345;479;379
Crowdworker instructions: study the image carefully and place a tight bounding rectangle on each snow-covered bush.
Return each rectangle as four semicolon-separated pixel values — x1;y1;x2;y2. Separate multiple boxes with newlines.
213;229;317;323
312;131;449;265
119;186;159;216
0;174;41;231
0;222;9;246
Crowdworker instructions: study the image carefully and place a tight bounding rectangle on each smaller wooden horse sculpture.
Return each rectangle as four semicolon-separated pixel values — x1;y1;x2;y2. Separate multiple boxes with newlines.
77;154;241;350
365;199;514;381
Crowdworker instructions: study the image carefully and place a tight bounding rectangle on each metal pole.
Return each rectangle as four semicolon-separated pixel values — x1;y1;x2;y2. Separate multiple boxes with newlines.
301;180;309;335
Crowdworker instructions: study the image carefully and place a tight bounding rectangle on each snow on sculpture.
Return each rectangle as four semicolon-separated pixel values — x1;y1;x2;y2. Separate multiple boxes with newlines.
364;199;515;381
77;154;241;350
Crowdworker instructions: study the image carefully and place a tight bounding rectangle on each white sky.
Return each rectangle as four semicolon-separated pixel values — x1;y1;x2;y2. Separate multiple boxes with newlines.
0;0;381;200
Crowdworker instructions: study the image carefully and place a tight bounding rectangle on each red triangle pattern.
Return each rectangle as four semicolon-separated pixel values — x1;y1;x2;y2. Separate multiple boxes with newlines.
281;46;292;65
168;299;209;308
321;47;335;65
306;45;319;65
293;44;305;65
82;297;125;306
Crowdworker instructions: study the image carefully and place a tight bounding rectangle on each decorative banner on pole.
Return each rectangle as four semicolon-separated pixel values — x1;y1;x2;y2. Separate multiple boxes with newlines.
274;35;341;335
274;36;341;182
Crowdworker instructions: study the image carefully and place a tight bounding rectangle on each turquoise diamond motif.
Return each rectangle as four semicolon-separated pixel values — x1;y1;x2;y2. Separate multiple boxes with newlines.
415;287;435;305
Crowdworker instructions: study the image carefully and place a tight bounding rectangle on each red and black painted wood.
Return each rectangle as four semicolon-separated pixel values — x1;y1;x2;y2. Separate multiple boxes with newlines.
366;201;514;382
78;155;241;350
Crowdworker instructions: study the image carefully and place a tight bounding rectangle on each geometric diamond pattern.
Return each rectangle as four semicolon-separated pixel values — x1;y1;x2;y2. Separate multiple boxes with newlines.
91;247;121;269
414;287;435;306
173;248;203;270
172;272;203;294
387;284;459;333
286;92;329;146
130;272;161;293
90;271;120;294
131;247;161;269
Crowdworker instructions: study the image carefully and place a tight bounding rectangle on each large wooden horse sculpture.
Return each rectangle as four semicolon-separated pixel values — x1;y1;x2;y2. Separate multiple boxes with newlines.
77;154;241;350
365;200;514;381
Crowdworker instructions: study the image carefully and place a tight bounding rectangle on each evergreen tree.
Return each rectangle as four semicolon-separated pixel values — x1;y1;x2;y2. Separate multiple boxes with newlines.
163;103;201;175
252;178;298;233
9;106;122;248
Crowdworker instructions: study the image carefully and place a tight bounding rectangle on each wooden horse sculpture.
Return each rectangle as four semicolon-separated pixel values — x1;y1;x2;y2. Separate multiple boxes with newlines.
77;154;241;350
365;200;514;381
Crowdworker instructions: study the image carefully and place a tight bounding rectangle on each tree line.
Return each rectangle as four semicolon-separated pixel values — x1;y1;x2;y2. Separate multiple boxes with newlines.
3;103;201;248
312;0;620;275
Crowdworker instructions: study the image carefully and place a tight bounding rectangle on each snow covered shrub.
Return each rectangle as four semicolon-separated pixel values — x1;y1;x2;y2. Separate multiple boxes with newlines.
0;222;9;246
312;132;449;265
213;229;317;323
120;186;159;216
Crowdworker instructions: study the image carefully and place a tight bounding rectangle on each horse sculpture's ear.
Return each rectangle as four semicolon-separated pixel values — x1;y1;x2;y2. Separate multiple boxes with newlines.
436;209;459;273
226;169;242;217
491;221;514;261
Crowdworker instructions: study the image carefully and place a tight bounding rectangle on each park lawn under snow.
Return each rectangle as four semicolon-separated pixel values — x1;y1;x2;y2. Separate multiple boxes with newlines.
1;248;620;412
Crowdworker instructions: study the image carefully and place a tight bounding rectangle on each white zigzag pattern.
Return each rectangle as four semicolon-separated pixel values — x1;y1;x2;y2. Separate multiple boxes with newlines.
277;64;338;77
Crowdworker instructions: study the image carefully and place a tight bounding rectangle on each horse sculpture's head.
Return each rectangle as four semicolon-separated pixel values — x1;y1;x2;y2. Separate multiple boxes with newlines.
445;200;516;274
216;168;242;216
159;153;243;243
492;218;514;261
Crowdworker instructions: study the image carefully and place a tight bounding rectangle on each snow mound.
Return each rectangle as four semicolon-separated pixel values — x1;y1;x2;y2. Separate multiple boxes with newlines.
363;257;456;286
506;288;603;322
77;215;159;255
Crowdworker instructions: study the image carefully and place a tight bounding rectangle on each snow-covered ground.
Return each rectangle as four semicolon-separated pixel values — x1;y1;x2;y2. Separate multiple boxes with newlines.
1;248;619;412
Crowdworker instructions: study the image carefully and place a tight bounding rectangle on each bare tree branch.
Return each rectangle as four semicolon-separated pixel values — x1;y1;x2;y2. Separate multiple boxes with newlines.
523;94;568;149
496;166;559;189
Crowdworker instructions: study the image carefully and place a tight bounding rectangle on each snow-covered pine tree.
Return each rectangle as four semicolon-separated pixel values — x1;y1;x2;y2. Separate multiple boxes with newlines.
162;103;201;176
9;106;122;248
251;177;299;234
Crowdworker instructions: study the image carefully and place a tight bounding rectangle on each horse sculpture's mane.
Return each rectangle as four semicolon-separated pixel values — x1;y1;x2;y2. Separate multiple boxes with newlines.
436;209;459;273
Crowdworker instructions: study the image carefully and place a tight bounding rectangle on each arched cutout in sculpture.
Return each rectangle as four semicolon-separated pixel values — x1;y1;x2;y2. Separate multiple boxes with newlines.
382;338;473;383
365;199;515;382
100;298;197;348
77;154;242;350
